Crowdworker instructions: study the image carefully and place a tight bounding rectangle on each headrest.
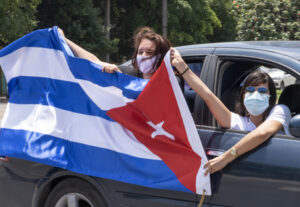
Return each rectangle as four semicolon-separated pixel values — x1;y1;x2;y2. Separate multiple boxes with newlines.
118;65;138;77
278;84;300;115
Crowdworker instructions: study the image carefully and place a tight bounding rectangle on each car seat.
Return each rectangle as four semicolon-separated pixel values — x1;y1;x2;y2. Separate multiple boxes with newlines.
278;84;300;116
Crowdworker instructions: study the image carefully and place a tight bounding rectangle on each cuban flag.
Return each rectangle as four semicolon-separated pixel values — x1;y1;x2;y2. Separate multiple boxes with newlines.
0;26;211;195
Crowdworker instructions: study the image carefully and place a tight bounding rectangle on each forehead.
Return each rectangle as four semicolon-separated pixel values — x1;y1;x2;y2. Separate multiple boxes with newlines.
138;39;156;50
252;83;268;88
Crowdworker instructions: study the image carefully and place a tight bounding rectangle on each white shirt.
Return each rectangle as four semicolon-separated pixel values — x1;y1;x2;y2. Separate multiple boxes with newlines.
230;104;291;135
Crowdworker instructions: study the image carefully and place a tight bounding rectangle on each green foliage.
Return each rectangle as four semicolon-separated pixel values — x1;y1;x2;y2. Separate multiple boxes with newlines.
109;0;221;62
109;0;162;62
36;0;118;59
208;0;237;42
233;0;300;40
168;0;221;45
0;0;41;47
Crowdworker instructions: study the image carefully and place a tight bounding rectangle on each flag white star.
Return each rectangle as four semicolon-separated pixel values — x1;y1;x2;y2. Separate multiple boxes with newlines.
147;121;175;140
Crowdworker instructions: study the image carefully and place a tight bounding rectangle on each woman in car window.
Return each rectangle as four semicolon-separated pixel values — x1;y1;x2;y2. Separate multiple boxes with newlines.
171;48;291;175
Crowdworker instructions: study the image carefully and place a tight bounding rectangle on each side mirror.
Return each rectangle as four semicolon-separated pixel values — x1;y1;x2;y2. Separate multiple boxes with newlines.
289;115;300;138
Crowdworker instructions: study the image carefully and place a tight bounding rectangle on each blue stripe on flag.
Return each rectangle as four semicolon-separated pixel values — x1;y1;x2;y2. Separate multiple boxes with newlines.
8;76;113;120
0;128;191;193
0;28;63;57
66;57;148;100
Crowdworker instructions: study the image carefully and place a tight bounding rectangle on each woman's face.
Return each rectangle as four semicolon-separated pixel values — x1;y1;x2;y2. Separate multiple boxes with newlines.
243;83;269;99
243;82;271;117
138;39;156;56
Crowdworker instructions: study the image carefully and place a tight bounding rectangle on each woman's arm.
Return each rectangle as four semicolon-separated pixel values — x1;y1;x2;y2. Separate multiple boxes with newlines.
171;48;231;128
203;119;283;175
58;28;121;73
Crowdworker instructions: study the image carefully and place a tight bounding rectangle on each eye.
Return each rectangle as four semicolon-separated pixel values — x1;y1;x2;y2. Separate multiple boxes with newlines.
245;86;255;93
146;51;154;56
257;87;268;93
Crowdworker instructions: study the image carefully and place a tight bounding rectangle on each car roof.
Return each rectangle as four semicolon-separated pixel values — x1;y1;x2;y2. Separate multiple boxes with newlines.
176;41;300;60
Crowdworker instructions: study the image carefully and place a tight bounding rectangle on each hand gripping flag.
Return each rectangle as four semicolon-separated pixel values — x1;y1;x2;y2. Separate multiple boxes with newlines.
0;26;211;195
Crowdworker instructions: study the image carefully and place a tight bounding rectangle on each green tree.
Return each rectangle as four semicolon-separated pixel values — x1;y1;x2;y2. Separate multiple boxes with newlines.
0;0;41;47
36;0;118;59
109;0;162;62
208;0;237;42
233;0;300;40
109;0;221;62
168;0;221;46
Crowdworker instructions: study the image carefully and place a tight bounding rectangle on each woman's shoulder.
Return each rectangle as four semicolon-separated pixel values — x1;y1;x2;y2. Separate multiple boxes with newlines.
267;104;291;135
269;104;291;116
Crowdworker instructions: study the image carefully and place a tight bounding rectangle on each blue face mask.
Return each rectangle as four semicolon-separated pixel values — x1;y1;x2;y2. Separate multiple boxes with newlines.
243;91;270;116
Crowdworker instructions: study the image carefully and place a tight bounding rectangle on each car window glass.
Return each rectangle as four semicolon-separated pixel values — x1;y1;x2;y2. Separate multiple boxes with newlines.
258;66;298;92
183;61;203;114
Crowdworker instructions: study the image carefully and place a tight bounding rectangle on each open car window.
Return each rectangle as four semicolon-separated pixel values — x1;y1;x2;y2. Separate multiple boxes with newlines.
183;61;203;115
218;60;299;136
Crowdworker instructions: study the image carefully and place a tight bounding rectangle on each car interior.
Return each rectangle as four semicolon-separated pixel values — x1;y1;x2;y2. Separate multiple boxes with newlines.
278;84;300;117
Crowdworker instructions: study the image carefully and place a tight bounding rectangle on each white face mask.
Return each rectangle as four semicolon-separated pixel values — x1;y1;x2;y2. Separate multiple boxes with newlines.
136;55;157;74
243;91;270;116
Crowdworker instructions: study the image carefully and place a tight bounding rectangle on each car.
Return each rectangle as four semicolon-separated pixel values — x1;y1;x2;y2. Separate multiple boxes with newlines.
267;68;297;89
0;41;300;207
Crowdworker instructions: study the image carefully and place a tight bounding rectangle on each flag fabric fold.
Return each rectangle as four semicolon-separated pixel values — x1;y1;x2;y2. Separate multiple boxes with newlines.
0;26;210;195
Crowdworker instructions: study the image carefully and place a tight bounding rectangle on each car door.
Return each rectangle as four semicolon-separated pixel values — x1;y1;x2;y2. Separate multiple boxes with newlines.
0;157;51;207
191;52;300;207
197;127;300;207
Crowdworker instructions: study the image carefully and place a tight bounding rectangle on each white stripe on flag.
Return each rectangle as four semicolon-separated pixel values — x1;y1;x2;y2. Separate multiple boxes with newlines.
0;47;134;110
1;103;160;160
78;79;134;110
0;47;75;83
163;51;211;195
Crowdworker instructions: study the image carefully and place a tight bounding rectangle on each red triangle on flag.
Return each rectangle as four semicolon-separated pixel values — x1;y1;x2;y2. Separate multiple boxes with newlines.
107;61;202;193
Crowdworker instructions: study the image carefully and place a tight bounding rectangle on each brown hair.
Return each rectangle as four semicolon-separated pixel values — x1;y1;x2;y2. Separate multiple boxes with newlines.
131;27;171;76
235;71;276;119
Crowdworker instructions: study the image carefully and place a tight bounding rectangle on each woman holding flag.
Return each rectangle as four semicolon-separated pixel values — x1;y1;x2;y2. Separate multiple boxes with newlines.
59;27;184;87
58;27;171;78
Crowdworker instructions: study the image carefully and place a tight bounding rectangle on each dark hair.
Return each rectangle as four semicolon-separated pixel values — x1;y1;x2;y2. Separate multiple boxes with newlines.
131;27;171;76
235;71;276;119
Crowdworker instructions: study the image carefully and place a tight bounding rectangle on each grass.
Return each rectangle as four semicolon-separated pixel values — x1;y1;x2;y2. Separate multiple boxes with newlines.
276;89;282;102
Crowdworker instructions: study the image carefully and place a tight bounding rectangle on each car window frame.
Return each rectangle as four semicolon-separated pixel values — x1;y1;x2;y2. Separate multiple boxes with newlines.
198;55;300;137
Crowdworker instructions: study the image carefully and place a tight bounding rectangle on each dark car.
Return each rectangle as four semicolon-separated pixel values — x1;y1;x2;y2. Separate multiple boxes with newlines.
1;41;300;207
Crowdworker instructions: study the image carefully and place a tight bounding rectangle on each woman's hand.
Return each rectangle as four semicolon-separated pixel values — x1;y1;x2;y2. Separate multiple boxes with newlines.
58;28;65;38
203;154;233;176
170;48;188;73
102;63;122;73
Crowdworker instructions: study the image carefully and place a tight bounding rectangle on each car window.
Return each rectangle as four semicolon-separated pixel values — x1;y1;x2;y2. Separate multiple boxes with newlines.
218;60;299;135
183;61;203;114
